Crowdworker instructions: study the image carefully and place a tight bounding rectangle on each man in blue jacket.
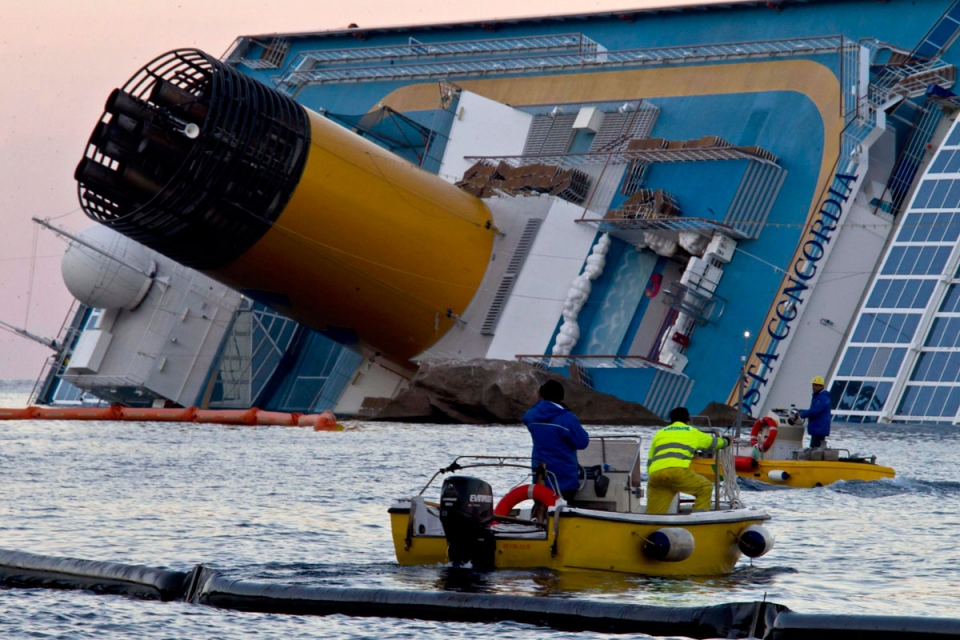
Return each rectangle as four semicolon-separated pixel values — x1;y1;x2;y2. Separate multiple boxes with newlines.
522;380;590;502
799;375;832;448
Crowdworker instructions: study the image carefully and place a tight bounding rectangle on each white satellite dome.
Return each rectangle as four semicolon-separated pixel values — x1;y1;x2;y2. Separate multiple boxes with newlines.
61;225;156;310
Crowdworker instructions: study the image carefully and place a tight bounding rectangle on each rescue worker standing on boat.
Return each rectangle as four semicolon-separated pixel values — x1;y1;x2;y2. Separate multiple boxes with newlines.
523;380;590;503
646;407;729;515
795;375;831;448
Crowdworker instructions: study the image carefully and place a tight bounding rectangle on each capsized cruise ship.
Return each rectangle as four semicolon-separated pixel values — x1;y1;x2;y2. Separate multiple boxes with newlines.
33;0;960;425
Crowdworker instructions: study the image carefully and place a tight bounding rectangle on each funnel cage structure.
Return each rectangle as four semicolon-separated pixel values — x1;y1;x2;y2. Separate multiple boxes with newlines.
76;49;310;270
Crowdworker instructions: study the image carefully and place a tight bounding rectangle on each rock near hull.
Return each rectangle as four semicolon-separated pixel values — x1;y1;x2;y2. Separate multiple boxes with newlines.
372;359;665;425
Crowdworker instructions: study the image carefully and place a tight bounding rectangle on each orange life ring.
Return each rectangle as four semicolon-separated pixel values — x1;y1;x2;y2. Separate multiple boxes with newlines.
750;416;779;452
493;484;557;516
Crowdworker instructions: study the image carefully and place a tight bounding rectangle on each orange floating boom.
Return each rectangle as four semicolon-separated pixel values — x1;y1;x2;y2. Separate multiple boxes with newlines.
0;407;339;429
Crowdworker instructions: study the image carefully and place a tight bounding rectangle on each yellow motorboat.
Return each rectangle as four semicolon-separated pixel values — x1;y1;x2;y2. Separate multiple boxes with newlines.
389;436;774;576
690;409;895;489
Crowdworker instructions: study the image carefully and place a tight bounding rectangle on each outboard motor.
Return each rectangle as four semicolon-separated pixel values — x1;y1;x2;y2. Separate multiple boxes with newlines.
438;476;496;570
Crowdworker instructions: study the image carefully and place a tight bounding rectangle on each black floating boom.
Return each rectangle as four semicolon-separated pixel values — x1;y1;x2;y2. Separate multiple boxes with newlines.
0;548;188;601
75;49;310;270
3;548;960;639
187;566;777;637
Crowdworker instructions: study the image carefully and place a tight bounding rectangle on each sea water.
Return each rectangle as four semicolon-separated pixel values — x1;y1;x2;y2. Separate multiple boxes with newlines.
0;381;958;638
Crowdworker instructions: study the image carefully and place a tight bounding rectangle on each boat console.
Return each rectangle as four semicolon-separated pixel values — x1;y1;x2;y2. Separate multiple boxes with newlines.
568;436;644;513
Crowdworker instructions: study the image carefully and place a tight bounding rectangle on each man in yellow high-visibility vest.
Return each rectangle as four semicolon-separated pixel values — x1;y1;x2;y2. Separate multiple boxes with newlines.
646;407;730;514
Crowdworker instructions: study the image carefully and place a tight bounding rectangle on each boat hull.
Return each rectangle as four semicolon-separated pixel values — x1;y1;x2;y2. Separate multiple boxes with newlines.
389;503;769;576
690;456;895;488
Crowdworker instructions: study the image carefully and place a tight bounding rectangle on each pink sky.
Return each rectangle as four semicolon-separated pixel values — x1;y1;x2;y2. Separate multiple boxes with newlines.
0;0;713;381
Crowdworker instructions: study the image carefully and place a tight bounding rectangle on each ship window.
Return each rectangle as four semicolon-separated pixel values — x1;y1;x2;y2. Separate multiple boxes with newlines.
912;352;933;381
945;352;960;382
882;279;906;308
907;247;926;274
926;317;947;347
944;213;960;242
867;279;889;308
949;323;960;349
852;315;873;342
853;348;875;375
838;380;861;410
838;347;861;375
945;387;960;418
908;279;936;309
297;343;336;377
880;313;901;342
911;213;937;242
912;386;935;416
930;352;950;381
933;211;955;241
946;124;960;146
944;318;960;347
930;150;953;173
882;246;904;275
947;152;960;174
941;284;960;313
899;279;925;308
913;246;935;274
913;180;935;209
927;180;953;209
898;385;919;414
907;212;933;242
829;380;844;407
900;314;920;343
929;385;952;415
862;313;884;342
914;246;938;275
926;211;945;241
867;347;892;377
872;381;893;409
920;212;940;241
286;379;324;409
897;246;921;275
946;318;960;347
944;180;960;208
884;348;906;377
855;384;876;410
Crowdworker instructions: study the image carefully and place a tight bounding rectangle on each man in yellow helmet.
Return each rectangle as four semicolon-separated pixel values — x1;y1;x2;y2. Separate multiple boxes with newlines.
646;407;730;514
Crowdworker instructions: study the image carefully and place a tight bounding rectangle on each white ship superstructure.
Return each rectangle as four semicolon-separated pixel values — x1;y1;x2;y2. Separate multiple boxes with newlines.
28;0;960;425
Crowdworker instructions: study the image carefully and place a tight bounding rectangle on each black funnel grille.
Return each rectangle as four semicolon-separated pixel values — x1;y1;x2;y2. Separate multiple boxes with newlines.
76;49;309;270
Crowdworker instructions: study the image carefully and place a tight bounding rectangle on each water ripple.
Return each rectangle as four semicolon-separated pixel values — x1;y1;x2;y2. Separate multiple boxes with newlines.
0;387;957;636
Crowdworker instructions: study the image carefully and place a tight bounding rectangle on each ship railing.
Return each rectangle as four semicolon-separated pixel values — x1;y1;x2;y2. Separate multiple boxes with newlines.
577;216;752;251
28;299;85;406
280;33;599;71
515;354;674;372
274;35;844;89
867;57;956;110
466;144;779;170
238;37;291;70
57;373;148;388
